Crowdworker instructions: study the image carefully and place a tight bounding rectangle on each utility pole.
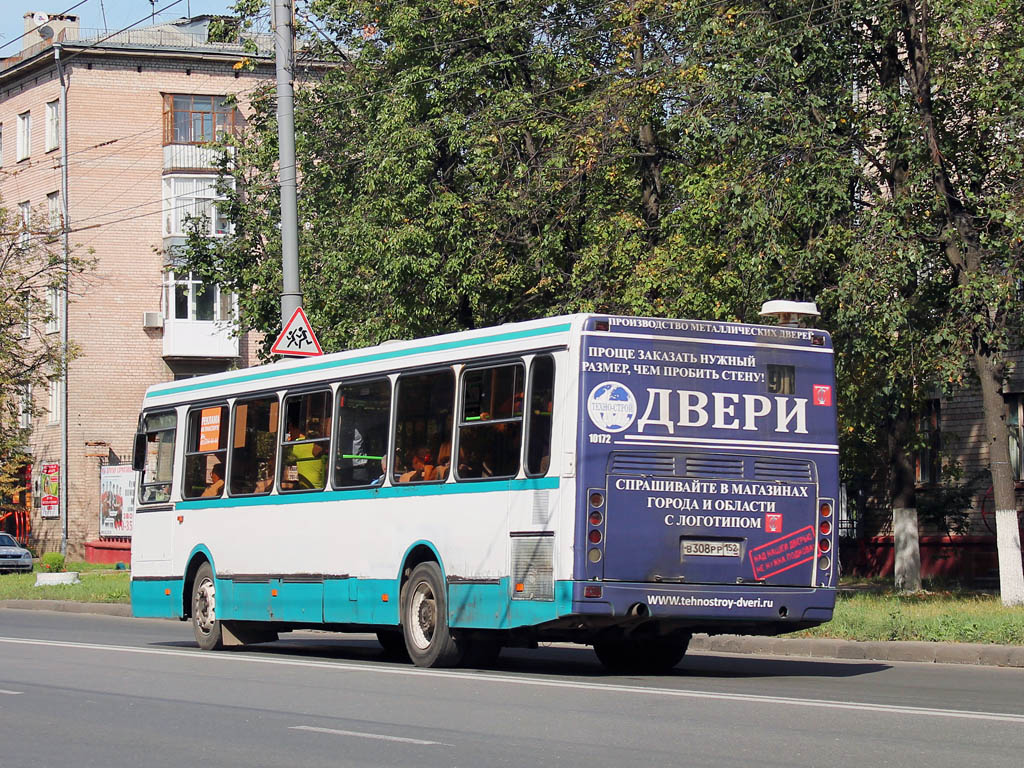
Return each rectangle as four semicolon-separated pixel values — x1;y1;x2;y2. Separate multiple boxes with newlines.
273;0;302;326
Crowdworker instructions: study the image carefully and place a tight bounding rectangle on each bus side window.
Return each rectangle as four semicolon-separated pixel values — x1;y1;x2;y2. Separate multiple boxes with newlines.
279;390;332;492
230;395;279;495
136;411;177;504
457;363;524;480
334;379;391;488
526;355;554;476
393;370;454;484
182;405;229;500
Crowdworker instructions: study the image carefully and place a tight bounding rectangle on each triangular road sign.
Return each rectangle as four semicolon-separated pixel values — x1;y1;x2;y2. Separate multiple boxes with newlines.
271;307;323;357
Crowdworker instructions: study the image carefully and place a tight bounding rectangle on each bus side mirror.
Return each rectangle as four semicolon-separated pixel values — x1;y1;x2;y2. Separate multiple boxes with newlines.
132;433;147;472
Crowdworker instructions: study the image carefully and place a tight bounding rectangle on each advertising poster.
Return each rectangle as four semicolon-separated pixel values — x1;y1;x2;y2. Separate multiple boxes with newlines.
100;464;137;536
40;462;60;519
198;407;222;452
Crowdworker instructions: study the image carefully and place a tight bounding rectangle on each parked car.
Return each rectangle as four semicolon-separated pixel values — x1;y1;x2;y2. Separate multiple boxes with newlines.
0;533;33;573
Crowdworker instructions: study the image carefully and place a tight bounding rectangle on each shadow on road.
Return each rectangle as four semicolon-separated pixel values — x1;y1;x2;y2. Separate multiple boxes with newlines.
155;632;889;680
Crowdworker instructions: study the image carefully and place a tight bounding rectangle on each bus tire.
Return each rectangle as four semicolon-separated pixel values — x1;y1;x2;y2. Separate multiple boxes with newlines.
191;562;223;651
401;562;464;667
593;632;691;674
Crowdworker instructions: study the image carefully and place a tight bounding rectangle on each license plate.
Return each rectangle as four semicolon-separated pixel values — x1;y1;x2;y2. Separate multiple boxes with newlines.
682;540;741;557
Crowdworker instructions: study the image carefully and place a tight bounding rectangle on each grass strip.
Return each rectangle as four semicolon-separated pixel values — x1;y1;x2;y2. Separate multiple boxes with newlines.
790;590;1024;645
1;571;1022;645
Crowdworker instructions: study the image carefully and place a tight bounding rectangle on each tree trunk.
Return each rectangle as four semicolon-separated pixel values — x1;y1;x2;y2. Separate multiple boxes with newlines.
891;409;921;592
900;0;1024;604
975;352;1024;605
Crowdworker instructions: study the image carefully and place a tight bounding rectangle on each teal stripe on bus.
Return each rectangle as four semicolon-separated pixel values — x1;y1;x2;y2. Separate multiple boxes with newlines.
175;476;560;511
145;322;573;400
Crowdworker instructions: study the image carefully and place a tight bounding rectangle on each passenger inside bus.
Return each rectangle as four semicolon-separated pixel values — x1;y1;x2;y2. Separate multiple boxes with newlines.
201;462;225;497
398;446;435;483
282;420;326;489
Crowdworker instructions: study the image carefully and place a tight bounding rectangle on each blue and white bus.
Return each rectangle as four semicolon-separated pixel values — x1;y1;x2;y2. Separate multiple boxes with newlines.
131;313;838;671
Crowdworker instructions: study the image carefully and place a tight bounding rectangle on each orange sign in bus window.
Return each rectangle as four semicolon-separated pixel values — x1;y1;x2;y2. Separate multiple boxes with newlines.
198;407;222;452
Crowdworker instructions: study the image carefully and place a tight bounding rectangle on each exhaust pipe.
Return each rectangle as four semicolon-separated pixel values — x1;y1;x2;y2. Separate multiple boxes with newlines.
627;602;650;618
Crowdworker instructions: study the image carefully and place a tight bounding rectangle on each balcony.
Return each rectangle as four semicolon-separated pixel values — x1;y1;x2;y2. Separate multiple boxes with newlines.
162;318;238;359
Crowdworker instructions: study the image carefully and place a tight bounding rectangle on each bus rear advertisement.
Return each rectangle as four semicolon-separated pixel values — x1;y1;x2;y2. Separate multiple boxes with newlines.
130;313;838;672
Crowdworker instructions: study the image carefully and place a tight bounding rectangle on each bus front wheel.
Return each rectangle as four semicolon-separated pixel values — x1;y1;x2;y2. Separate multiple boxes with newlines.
191;562;223;651
593;631;691;674
401;562;464;667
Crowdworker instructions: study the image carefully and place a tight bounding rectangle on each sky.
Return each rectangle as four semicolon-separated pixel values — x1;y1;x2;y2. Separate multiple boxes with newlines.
1;0;236;57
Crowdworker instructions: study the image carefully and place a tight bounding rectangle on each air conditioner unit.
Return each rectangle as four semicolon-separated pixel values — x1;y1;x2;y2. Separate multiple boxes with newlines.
143;311;164;329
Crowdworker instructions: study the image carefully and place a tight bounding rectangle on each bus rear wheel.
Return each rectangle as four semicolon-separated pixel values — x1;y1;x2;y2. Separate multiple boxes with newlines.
191;562;223;651
593;631;691;674
401;562;464;667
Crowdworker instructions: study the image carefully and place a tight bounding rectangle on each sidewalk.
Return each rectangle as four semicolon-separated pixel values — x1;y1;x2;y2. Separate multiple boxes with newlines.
3;599;1023;667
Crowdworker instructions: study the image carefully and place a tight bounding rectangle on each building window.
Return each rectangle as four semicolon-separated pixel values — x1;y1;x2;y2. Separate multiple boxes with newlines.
163;270;235;323
19;290;31;339
1009;395;1023;482
45;100;59;152
162;94;237;145
915;399;941;485
47;191;61;231
16;112;30;160
162;175;232;237
19;201;30;246
46;285;60;334
18;384;32;429
48;378;60;424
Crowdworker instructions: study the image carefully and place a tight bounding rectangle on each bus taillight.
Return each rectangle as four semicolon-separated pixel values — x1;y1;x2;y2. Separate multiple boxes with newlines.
819;502;832;517
819;538;831;553
588;529;602;544
818;555;831;571
589;510;603;526
589;491;604;508
819;520;832;536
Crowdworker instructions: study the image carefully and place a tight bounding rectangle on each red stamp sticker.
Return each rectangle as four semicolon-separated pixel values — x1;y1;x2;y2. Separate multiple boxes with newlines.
765;513;783;533
812;385;832;406
748;526;816;580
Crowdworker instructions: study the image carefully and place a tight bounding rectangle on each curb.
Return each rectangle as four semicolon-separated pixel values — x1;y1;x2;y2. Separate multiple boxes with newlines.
0;600;132;617
689;633;1024;667
2;601;1022;667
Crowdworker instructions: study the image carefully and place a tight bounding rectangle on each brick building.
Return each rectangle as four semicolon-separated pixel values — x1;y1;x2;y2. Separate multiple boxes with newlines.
0;12;274;559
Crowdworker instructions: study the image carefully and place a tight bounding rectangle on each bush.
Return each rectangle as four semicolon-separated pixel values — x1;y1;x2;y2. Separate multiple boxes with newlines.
40;553;66;572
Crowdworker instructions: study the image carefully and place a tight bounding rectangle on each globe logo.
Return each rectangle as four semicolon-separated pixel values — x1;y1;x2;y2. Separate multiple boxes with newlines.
587;381;637;433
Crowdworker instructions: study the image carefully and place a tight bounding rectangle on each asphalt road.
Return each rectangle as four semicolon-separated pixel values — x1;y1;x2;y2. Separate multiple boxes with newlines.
1;609;1022;768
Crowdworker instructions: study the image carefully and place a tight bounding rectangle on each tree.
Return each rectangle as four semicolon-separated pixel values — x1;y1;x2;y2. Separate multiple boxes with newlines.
0;202;87;502
192;0;1022;599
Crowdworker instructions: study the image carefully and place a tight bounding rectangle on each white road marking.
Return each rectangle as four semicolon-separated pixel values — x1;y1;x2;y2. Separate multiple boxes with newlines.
0;689;23;695
1;636;1023;724
290;725;451;746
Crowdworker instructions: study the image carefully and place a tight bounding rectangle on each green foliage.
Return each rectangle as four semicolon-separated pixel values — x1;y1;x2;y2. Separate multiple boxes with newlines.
183;2;1024;536
40;552;66;572
0;569;129;603
795;589;1024;645
0;202;90;501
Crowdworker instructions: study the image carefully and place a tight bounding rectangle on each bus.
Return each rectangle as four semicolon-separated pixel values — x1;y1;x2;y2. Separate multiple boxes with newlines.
130;313;838;672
